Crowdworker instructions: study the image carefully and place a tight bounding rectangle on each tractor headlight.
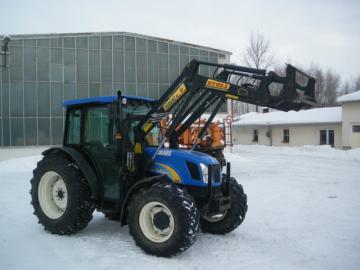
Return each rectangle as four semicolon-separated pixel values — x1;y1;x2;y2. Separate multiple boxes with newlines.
200;163;208;183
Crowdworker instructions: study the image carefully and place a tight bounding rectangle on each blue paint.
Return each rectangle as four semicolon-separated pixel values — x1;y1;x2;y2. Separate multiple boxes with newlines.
63;95;156;107
145;147;221;187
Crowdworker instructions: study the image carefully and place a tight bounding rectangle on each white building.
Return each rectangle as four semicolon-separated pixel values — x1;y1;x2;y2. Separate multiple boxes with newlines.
338;91;360;149
232;90;360;149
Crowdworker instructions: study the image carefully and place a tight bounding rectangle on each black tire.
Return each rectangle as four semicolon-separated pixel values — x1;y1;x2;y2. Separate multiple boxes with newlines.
127;181;199;257
30;153;95;235
200;178;247;234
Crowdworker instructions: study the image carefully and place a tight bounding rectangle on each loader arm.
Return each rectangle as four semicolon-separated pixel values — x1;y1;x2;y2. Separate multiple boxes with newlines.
134;59;316;151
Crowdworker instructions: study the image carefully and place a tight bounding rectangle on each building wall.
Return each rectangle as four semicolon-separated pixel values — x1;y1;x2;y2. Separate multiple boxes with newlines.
0;32;230;146
341;101;360;148
233;123;342;148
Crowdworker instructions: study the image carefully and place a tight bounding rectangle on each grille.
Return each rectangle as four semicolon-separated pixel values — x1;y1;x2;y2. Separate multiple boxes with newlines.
210;164;221;183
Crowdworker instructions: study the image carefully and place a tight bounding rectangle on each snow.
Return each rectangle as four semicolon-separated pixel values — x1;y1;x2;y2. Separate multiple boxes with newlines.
1;145;360;270
201;113;228;123
233;107;342;126
337;90;360;103
0;146;49;161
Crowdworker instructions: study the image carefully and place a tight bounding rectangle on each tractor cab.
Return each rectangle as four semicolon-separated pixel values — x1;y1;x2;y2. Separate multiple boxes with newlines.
63;95;159;201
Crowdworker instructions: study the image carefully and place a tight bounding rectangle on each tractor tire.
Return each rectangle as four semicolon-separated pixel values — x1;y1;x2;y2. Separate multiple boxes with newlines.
30;153;95;235
127;181;199;257
200;177;247;234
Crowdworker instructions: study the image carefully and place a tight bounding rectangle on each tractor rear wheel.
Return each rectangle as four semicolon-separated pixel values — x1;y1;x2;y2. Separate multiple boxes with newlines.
30;153;95;235
200;178;247;234
127;182;199;257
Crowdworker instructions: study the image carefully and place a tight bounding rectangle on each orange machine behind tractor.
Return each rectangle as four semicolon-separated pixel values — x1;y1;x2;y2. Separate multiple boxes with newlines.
160;117;230;166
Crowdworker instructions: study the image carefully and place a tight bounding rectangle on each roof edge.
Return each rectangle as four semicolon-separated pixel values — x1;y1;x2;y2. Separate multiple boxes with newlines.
1;31;232;55
233;121;342;127
337;90;360;103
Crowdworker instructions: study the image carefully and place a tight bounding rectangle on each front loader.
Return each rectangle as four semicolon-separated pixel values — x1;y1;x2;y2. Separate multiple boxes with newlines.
30;59;315;257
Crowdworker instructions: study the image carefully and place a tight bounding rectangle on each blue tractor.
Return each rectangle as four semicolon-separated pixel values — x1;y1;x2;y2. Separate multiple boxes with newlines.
30;59;315;256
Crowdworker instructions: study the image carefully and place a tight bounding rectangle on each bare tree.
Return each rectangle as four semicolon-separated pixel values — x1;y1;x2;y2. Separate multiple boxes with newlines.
304;65;342;107
243;31;274;69
354;75;360;90
308;64;326;107
340;81;351;95
242;32;274;112
340;75;360;95
324;69;340;106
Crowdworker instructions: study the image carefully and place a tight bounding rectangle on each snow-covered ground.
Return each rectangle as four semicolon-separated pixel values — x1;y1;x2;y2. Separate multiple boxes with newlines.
0;145;359;270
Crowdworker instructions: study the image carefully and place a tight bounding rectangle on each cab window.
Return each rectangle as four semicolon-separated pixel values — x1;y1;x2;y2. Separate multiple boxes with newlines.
66;109;81;144
84;106;114;146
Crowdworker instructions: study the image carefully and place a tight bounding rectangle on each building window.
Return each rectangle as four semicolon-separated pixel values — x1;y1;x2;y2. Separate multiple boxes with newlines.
320;130;335;147
283;129;289;143
353;125;360;132
252;129;258;142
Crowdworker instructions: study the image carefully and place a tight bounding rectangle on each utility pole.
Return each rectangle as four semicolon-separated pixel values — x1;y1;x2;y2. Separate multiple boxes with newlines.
1;36;11;71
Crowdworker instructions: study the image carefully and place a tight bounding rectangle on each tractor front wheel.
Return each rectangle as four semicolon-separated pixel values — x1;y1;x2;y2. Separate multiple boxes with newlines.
127;182;199;257
200;178;247;234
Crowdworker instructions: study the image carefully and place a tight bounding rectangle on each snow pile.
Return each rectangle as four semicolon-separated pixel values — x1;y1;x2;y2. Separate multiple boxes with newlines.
233;107;341;126
337;90;360;103
229;144;360;161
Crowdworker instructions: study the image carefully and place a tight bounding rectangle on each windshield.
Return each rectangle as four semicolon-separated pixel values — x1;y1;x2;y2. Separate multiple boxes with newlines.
127;120;162;147
123;99;152;117
122;99;162;146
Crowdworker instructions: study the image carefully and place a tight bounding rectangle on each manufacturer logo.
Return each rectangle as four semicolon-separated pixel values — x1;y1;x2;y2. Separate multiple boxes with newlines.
163;83;187;111
158;150;172;156
205;79;230;91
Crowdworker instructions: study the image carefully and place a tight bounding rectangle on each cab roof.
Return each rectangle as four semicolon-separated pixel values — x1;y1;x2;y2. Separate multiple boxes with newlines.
63;95;156;108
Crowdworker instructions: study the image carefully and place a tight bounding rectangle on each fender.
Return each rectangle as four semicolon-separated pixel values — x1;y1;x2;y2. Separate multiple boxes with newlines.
120;174;169;225
42;147;100;200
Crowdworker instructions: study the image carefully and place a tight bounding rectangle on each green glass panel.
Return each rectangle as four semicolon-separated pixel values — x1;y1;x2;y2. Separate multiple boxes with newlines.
113;35;124;50
24;82;36;117
125;36;135;51
11;118;24;146
25;118;37;145
101;36;112;50
37;82;50;117
89;36;100;49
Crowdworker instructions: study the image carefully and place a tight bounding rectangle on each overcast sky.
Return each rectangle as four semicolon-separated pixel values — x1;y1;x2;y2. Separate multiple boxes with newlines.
1;0;359;82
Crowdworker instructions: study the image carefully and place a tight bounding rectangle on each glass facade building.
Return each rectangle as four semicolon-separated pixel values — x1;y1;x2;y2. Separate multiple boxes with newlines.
0;32;231;146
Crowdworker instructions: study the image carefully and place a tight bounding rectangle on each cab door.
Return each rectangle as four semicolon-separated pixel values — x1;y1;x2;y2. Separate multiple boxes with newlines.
82;105;121;201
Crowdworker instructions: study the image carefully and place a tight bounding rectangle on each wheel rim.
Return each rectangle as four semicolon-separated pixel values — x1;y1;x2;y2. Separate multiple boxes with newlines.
38;171;68;219
139;202;175;243
201;210;227;223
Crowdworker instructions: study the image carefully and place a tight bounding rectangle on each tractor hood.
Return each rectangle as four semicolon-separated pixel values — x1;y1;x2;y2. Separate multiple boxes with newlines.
145;147;218;166
145;147;220;187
